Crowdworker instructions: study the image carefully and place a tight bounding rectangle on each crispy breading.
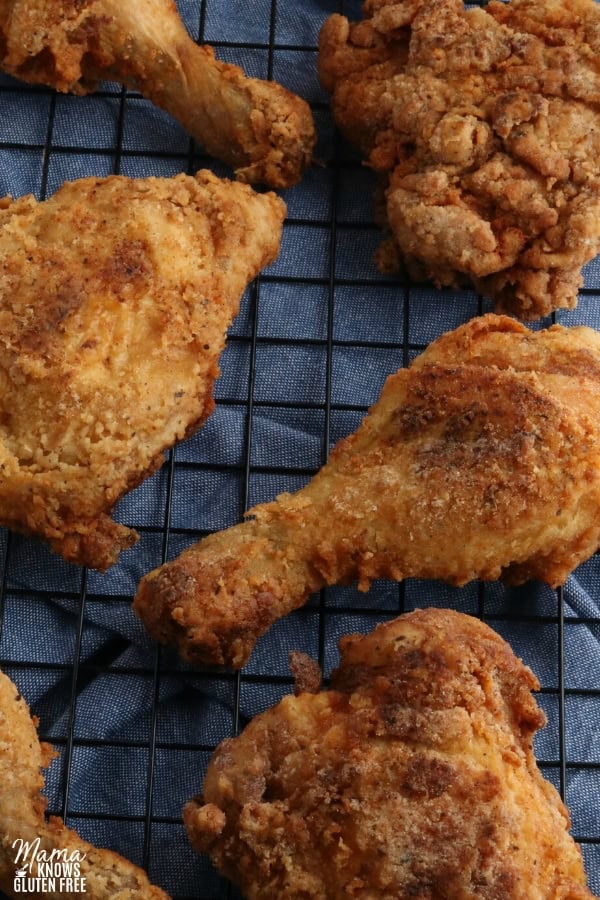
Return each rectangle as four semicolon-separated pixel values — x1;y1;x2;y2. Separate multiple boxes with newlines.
186;609;594;899
318;0;600;319
0;666;169;899
135;314;600;667
0;0;315;188
0;170;285;569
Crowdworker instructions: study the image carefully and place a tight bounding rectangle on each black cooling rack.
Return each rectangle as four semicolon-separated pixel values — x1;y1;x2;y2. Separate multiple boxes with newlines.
0;1;599;898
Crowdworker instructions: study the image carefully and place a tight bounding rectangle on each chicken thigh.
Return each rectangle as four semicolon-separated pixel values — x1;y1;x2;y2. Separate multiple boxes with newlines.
0;666;169;898
319;0;600;318
0;170;285;569
187;609;593;899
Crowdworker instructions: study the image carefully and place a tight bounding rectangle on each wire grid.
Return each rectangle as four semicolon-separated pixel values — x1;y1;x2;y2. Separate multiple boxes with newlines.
0;0;599;897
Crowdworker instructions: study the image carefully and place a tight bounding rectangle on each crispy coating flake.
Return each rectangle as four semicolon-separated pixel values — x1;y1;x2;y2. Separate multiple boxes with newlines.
0;170;284;569
186;609;594;899
0;666;169;898
318;0;600;318
135;314;600;667
0;0;315;188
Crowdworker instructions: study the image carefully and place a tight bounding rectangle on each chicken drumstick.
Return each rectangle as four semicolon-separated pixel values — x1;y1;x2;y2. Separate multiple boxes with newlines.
0;0;315;188
135;314;600;667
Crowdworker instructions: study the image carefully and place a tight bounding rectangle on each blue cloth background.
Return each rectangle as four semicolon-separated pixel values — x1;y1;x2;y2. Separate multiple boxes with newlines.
0;0;599;897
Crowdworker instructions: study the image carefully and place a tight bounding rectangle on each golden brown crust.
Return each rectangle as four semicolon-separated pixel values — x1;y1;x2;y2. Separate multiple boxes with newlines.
318;0;600;318
134;314;600;667
0;0;315;188
289;651;322;695
0;667;169;899
185;609;594;899
0;170;285;569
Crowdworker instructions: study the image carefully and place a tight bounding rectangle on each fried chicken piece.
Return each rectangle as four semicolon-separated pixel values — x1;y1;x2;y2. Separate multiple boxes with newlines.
0;170;285;570
135;314;600;667
0;0;315;188
318;0;600;319
186;608;593;899
0;667;169;899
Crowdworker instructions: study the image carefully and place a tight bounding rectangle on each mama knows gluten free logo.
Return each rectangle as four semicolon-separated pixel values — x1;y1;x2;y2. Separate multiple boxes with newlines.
12;837;87;894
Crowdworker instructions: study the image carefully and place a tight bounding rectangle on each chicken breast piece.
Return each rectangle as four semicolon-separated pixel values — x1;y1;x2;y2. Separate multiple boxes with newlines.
0;0;315;188
0;666;169;899
135;314;600;667
0;170;285;570
186;608;593;899
318;0;600;319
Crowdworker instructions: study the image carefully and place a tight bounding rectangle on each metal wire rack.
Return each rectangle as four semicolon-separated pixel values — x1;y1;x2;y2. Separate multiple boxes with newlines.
0;1;599;898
